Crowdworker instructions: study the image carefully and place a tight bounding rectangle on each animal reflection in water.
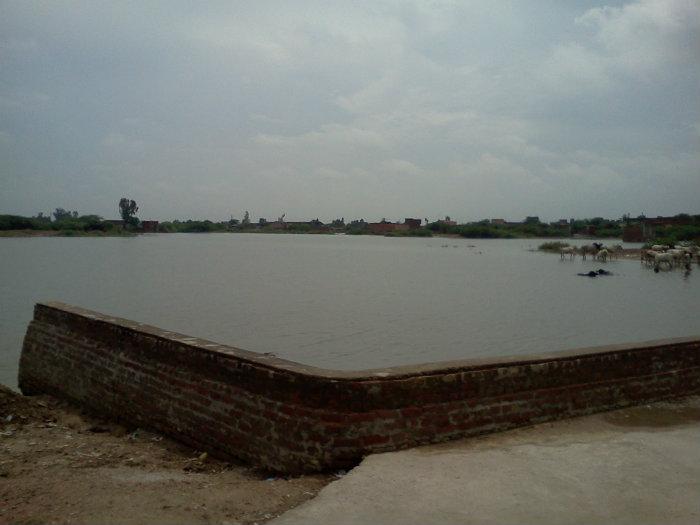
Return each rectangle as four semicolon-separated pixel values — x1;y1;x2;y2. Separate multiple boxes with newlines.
578;269;613;277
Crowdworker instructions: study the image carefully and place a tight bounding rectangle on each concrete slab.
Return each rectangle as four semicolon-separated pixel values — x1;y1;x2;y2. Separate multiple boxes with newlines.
273;397;700;525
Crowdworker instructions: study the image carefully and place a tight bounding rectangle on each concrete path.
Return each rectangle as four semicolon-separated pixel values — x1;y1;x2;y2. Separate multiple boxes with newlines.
273;397;700;525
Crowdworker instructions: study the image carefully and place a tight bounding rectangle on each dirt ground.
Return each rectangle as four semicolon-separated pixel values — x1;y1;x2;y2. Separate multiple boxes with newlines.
0;385;333;525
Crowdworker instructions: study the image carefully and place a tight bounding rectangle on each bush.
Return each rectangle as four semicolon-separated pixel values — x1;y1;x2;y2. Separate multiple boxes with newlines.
384;228;432;237
457;225;515;238
538;241;570;252
0;215;39;230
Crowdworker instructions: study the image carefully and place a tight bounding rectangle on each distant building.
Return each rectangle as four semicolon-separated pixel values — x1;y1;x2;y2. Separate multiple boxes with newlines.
436;216;457;226
140;220;159;233
622;224;644;242
623;215;691;242
490;219;506;225
404;218;421;230
349;219;368;230
368;220;409;234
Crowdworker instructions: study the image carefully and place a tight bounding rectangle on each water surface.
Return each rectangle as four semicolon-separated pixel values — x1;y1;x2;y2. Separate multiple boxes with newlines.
1;234;697;388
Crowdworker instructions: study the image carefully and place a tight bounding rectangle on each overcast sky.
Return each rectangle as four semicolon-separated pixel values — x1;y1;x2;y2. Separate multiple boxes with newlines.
1;0;698;222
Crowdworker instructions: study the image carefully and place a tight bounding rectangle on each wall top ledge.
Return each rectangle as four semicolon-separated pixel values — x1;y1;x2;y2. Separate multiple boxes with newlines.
36;301;700;382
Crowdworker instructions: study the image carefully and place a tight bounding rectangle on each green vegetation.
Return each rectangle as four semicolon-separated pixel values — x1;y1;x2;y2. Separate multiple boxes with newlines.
384;229;432;237
570;217;622;237
455;225;515;238
3;208;699;244
158;220;229;233
538;241;570;252
647;226;700;247
425;216;626;239
0;212;121;235
118;198;139;228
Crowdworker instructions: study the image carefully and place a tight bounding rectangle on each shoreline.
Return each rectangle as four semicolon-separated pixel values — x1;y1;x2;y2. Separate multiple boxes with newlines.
1;229;629;241
0;230;136;238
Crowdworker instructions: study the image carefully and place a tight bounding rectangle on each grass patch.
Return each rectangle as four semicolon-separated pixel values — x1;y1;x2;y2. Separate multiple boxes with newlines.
538;241;570;252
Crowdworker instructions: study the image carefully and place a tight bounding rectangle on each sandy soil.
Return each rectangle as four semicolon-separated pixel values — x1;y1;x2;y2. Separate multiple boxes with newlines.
0;386;332;525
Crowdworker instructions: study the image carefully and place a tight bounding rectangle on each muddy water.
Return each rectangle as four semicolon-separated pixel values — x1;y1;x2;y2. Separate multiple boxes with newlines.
1;234;698;388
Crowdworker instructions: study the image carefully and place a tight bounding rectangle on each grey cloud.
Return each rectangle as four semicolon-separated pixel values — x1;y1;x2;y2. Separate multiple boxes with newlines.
0;0;698;222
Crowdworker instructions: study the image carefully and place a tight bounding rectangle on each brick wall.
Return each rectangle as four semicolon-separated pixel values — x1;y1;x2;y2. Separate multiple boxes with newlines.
18;302;700;473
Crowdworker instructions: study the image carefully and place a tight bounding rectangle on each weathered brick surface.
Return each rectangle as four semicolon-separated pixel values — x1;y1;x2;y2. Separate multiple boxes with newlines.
18;302;700;473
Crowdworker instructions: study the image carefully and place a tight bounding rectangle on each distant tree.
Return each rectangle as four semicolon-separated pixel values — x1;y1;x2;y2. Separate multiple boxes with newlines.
34;212;51;224
118;198;139;228
53;208;77;222
242;211;250;226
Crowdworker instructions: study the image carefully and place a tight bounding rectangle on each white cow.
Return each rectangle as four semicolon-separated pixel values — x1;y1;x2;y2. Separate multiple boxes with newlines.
654;252;674;270
667;249;685;266
641;249;659;265
560;246;576;260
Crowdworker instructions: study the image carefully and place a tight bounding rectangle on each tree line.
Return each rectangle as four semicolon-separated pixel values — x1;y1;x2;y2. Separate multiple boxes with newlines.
0;197;141;234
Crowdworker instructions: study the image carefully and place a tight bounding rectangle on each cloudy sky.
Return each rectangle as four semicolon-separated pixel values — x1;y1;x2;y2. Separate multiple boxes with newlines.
1;0;698;222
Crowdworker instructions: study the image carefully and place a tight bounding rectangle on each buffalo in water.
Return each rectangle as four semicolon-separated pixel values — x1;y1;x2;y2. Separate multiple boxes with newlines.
578;269;613;277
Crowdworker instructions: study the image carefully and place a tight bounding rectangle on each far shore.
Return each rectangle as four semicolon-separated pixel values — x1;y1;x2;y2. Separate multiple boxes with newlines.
0;230;136;238
1;229;630;241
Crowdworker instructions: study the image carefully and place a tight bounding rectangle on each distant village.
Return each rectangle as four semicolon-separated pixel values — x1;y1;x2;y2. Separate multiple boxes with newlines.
2;206;699;244
152;213;698;243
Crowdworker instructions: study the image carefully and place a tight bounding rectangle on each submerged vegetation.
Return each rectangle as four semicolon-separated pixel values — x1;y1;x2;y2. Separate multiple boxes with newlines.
538;241;571;252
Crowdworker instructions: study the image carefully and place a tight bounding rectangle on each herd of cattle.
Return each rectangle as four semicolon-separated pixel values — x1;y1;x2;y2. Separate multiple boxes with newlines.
641;244;698;271
559;242;623;262
559;242;699;270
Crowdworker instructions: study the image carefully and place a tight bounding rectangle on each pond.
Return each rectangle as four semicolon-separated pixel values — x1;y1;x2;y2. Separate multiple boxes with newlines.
1;233;697;388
